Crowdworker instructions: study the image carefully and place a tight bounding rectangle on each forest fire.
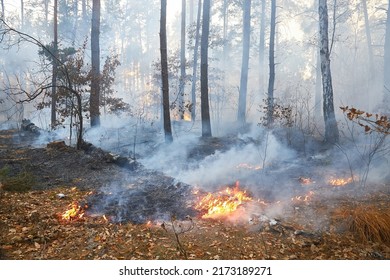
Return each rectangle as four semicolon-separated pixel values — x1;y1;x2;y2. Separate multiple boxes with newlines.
236;163;262;170
194;182;252;219
61;202;85;221
328;176;355;186
291;191;315;203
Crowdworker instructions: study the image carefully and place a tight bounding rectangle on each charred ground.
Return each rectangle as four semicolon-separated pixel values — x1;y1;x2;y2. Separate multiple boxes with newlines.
0;128;389;260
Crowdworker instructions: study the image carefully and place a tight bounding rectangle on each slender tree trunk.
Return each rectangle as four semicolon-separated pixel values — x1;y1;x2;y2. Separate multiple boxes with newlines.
190;0;202;121
71;0;78;46
259;0;265;94
51;0;58;128
222;0;229;89
266;0;276;126
237;0;251;125
82;0;87;21
362;0;374;110
319;0;339;143
179;0;186;120
315;48;322;117
1;0;5;20
361;0;374;76
160;0;173;142
44;0;49;31
200;0;212;137
383;0;390;106
190;0;194;24
20;0;24;29
90;0;101;127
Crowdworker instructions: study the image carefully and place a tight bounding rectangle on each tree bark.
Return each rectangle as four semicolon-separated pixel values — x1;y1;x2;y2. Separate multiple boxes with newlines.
319;0;339;143
90;0;101;127
237;0;251;125
179;0;186;120
190;0;202;122
266;0;276;126
160;0;173;143
51;0;58;128
200;0;212;137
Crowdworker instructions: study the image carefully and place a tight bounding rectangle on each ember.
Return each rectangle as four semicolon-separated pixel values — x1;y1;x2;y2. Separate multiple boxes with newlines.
195;182;252;219
291;191;315;203
299;177;313;185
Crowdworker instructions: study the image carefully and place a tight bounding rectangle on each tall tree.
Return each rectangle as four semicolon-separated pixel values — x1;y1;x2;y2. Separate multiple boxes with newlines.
90;0;101;127
51;0;58;127
20;0;24;29
258;0;265;94
237;0;251;124
179;0;186;120
384;0;390;107
190;0;202;121
1;0;4;20
319;0;339;143
362;0;374;110
200;0;212;137
160;0;173;142
266;0;276;126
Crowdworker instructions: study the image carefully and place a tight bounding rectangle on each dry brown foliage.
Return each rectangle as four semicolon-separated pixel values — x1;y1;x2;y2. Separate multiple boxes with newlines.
334;205;390;245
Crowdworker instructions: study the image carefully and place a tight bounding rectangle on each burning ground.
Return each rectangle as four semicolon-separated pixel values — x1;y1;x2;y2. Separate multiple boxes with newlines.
0;128;390;260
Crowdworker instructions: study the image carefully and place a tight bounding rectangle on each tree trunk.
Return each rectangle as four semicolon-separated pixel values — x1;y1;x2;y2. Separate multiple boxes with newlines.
44;0;49;31
71;0;78;46
266;0;276;126
259;0;265;94
362;0;374;110
222;0;229;89
315;48;322;117
319;0;339;143
90;0;101;127
20;0;24;29
237;0;251;125
190;0;194;24
82;0;87;22
383;0;390;107
51;0;58;128
160;0;173;143
179;0;186;120
200;0;212;137
1;0;5;20
190;0;202;122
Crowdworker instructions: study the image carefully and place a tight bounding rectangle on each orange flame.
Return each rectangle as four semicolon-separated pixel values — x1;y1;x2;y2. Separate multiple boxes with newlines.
328;176;354;186
291;191;315;203
61;202;84;221
195;182;252;219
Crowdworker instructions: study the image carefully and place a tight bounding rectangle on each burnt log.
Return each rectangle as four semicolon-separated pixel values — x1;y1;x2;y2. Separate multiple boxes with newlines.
21;119;41;135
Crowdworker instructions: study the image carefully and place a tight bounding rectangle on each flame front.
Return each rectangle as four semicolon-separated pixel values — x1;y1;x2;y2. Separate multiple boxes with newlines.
328;176;354;186
195;184;252;218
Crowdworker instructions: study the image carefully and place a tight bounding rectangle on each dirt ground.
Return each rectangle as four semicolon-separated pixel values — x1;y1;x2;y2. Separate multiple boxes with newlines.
0;129;390;260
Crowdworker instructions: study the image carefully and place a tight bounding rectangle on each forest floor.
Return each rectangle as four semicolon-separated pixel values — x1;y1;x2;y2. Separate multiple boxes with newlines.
0;128;390;260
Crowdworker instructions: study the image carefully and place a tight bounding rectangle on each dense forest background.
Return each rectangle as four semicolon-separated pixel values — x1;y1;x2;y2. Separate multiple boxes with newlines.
1;0;389;140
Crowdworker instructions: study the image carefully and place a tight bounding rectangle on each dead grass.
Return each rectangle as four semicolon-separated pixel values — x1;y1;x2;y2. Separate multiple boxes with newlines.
334;205;390;245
